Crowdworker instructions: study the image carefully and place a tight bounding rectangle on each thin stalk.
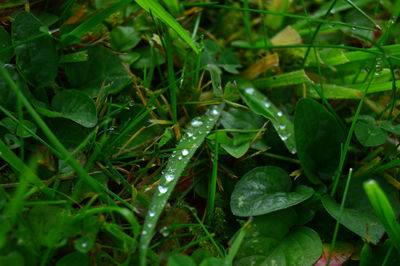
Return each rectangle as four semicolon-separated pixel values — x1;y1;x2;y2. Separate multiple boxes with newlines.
327;168;353;266
206;132;219;224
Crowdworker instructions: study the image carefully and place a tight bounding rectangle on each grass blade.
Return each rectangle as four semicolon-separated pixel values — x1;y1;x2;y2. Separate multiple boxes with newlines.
238;83;296;154
60;0;132;46
253;70;312;89
364;180;400;253
139;104;224;265
135;0;198;54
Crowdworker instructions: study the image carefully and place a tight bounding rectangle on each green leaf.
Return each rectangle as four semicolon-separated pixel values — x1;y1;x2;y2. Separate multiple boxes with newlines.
134;0;198;54
0;252;24;266
59;51;88;63
132;46;165;69
74;236;94;253
56;252;89;266
12;11;58;87
51;90;97;128
168;254;196;266
321;195;385;244
109;26;141;51
236;225;322;266
27;205;70;247
239;84;296;153
378;120;400;135
217;50;241;74
200;257;227;266
65;46;131;97
221;142;249;158
230;166;314;217
0;118;37;138
139;104;224;265
0;26;13;63
355;121;387;146
294;98;345;184
0;65;31;111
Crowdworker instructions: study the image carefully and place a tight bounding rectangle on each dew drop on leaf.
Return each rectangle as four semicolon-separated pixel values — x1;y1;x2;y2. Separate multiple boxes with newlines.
158;186;168;194
191;119;203;127
245;87;255;95
182;149;189;156
165;174;174;182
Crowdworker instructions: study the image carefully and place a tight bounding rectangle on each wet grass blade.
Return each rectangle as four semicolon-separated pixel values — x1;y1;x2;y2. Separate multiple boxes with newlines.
239;83;296;154
139;104;224;265
364;180;400;253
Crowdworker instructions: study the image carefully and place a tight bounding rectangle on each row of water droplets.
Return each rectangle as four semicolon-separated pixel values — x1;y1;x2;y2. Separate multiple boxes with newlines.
245;86;296;153
157;105;220;196
141;105;221;242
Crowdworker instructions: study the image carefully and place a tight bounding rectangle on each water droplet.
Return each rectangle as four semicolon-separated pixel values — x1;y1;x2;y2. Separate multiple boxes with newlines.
191;119;203;127
263;101;271;108
330;9;335;14
158;186;168;194
147;223;152;228
245;87;255;95
81;242;87;248
142;230;147;235
277;111;283;117
279;124;286;130
182;149;189;156
188;132;193;137
351;27;356;30
128;101;134;107
160;226;169;237
149;211;155;217
281;133;291;141
178;156;182;160
165;174;174;182
212;109;219;115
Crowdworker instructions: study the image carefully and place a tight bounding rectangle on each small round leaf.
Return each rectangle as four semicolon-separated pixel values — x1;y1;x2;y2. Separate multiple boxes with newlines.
230;166;314;217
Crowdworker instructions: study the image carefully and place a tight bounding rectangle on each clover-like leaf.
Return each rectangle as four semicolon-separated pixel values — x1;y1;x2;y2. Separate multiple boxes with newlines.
230;166;314;217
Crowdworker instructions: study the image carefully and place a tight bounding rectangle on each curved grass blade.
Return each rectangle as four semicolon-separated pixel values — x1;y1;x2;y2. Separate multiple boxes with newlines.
238;83;296;154
135;0;198;54
364;180;400;253
139;104;224;266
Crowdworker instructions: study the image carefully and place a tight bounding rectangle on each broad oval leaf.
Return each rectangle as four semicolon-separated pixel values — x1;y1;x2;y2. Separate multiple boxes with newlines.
12;12;58;87
236;226;322;266
230;166;314;217
65;46;131;97
321;195;385;244
294;98;345;184
52;90;97;128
